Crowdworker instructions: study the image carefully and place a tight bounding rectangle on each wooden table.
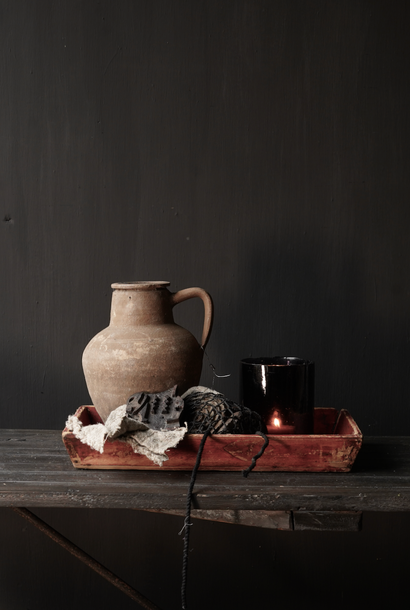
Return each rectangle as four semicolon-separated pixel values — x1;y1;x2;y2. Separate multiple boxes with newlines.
1;429;409;608
1;429;409;514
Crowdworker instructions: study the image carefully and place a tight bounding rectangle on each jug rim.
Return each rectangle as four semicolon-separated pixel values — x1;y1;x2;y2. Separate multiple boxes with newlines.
111;281;170;290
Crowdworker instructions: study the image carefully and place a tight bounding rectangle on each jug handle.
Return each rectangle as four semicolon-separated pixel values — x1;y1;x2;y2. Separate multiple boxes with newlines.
171;287;213;349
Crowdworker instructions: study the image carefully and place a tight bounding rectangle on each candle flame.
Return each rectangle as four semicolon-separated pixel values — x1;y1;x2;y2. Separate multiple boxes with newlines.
273;417;280;427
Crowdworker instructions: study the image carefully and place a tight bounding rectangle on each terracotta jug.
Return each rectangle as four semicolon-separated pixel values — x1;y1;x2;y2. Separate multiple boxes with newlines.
82;281;213;422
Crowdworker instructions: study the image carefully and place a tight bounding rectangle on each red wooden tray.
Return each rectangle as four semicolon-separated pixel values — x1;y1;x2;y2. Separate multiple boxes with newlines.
62;406;362;472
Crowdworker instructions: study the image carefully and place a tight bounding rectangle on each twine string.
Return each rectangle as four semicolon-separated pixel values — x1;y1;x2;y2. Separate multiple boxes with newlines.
180;427;212;610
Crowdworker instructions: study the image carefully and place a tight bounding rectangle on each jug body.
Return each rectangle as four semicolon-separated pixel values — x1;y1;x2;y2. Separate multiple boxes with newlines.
82;281;213;422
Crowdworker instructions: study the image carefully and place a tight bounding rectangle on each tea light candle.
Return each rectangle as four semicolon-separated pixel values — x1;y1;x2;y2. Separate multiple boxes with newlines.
266;410;296;435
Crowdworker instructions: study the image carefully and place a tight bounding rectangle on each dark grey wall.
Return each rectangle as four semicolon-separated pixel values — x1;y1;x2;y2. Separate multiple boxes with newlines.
1;1;410;608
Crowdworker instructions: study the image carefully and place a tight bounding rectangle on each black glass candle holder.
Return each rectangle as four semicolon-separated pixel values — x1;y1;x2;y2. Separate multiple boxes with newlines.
240;357;314;434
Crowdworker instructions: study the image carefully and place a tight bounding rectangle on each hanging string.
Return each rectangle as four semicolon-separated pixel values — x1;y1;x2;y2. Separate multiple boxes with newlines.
180;427;212;610
179;389;270;608
201;347;230;389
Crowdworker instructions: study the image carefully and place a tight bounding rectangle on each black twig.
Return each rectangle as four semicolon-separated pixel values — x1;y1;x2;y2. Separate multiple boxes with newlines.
242;431;269;478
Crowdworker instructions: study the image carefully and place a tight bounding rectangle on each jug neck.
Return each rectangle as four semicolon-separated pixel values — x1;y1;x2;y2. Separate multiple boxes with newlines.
109;282;174;327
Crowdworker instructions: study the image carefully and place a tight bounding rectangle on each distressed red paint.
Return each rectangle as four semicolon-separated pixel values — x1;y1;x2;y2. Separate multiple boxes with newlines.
62;407;362;472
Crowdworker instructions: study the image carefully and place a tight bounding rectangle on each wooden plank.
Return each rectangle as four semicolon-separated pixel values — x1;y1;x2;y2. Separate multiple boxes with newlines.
148;509;362;531
1;430;410;511
293;511;362;532
147;509;292;530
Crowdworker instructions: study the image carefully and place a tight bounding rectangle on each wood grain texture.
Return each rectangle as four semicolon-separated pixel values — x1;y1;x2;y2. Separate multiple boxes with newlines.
292;511;362;532
62;406;362;472
149;509;293;530
1;429;410;511
147;509;362;531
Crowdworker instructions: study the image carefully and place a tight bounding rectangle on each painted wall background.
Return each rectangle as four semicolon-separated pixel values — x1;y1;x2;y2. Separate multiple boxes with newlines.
1;1;409;608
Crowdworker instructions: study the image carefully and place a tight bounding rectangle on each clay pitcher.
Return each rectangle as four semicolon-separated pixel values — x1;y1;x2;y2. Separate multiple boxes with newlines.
82;281;213;422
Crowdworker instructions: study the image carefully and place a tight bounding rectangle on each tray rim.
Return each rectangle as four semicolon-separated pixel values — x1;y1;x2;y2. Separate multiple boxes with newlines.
62;406;363;472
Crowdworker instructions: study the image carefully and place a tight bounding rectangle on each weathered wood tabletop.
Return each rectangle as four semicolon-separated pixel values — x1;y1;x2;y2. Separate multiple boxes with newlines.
1;429;409;512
